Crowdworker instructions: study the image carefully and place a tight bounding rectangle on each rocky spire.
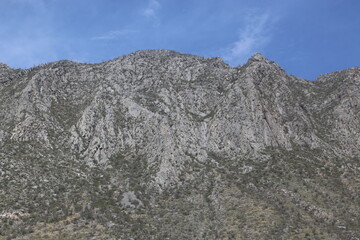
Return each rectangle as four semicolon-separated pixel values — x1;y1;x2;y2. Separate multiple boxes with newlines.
249;52;269;62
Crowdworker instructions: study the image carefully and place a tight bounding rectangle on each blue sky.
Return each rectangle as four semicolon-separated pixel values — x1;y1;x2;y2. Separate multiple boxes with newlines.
0;0;359;80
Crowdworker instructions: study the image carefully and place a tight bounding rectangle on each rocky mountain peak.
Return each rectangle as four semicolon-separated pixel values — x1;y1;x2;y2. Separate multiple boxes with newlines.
0;50;359;239
316;66;360;83
249;52;269;62
133;49;179;56
0;62;16;83
121;49;191;61
244;52;281;70
0;62;10;70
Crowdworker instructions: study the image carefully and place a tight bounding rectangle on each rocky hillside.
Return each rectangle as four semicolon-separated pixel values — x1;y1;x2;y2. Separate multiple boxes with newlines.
0;50;359;239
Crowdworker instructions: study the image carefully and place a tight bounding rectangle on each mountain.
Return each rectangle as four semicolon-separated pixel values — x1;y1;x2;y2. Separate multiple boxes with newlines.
0;50;359;239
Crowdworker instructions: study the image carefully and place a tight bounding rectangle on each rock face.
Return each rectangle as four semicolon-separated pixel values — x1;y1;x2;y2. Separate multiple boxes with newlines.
0;50;359;239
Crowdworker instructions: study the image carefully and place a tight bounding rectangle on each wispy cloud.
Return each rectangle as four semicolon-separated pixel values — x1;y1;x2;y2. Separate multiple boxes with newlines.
92;29;139;40
223;12;276;65
143;0;161;18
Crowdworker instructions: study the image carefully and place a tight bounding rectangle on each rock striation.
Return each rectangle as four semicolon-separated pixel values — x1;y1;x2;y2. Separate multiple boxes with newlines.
0;50;359;239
